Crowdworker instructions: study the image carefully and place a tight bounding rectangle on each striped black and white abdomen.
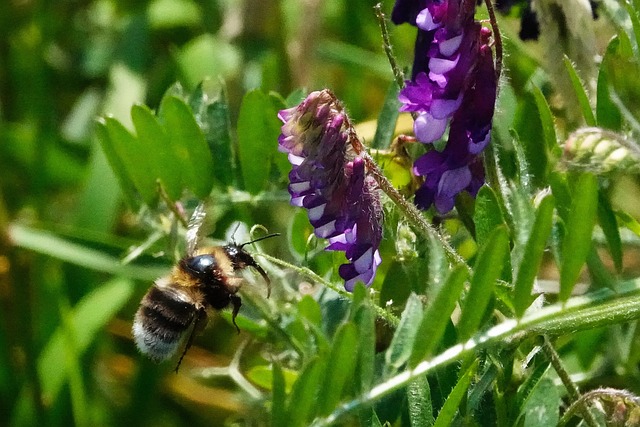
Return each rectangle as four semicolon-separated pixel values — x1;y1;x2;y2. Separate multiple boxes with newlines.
132;281;198;362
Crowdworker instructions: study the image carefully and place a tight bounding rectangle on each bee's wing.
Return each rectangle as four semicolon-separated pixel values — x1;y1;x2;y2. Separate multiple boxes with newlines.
186;203;207;256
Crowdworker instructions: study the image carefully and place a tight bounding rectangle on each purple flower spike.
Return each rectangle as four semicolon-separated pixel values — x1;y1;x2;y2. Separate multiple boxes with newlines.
394;0;497;213
278;90;383;290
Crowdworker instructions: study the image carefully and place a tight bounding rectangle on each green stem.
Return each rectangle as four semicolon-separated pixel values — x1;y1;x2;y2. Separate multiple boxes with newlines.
483;0;503;84
255;252;400;328
541;337;600;427
362;153;470;271
374;3;405;90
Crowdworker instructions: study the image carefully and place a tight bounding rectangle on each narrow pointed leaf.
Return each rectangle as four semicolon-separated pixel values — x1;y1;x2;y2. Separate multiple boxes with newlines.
473;185;508;248
354;302;375;394
560;173;599;301
432;360;479;427
530;84;561;158
371;82;401;149
407;376;434;427
272;363;287;427
410;265;468;366
597;191;623;273
287;358;326;427
563;55;596;126
318;323;358;416
385;293;424;375
514;194;556;317
597;36;625;130
458;226;509;341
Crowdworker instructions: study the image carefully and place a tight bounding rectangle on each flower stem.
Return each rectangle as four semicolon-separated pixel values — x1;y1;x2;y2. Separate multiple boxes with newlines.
541;336;600;427
483;0;503;83
255;252;400;328
374;3;405;90
362;152;470;271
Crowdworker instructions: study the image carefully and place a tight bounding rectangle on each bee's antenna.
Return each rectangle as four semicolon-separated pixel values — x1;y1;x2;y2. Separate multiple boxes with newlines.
238;233;281;249
239;233;280;298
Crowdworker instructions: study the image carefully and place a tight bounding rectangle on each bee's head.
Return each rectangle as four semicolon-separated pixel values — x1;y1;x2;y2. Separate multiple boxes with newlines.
224;233;279;297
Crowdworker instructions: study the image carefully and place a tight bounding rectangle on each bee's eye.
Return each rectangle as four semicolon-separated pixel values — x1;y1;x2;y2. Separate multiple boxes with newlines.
185;255;216;275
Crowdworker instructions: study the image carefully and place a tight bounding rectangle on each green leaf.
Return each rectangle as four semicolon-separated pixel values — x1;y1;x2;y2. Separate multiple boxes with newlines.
353;302;376;394
298;295;322;328
103;117;160;203
597;36;625;130
237;90;281;193
39;278;134;403
598;191;623;273
318;323;359;416
409;265;468;366
458;226;509;341
473;185;508;248
514;194;556;317
204;92;234;187
8;224;168;281
272;363;287;427
522;377;559;427
187;79;235;188
287;357;325;427
432;360;479;427
560;173;599;301
563;55;596;126
615;210;640;236
530;84;561;160
623;1;640;53
371;82;401;149
95;120;139;207
159;95;214;198
245;364;297;392
130;104;182;200
516;361;551;413
385;293;424;375
407;376;434;427
176;34;241;89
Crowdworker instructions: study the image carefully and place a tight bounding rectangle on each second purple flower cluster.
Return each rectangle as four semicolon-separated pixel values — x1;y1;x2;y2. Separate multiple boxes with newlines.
393;0;497;213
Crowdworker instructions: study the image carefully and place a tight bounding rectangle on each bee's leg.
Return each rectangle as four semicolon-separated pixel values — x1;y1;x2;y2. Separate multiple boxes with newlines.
230;295;242;334
174;308;207;373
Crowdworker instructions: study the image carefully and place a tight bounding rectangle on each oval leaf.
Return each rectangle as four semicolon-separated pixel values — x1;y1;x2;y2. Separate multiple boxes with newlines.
236;90;281;193
159;95;214;198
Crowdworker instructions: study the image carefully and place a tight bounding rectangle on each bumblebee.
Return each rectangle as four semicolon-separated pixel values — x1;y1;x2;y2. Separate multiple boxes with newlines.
132;204;277;370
